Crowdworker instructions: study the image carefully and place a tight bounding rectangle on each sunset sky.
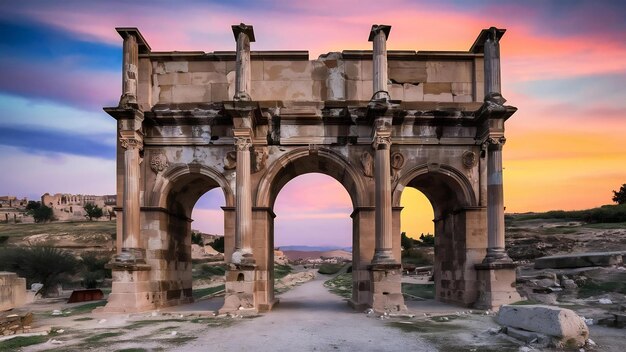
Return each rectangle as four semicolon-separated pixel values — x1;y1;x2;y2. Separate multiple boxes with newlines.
1;1;624;246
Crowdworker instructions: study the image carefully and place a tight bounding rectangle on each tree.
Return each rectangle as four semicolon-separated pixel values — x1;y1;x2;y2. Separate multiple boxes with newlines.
419;233;435;247
401;232;415;250
83;203;103;221
0;246;78;297
613;184;626;205
27;202;53;223
210;236;224;253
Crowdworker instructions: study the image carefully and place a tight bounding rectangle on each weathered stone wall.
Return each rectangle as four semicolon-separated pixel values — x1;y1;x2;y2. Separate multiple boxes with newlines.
147;53;483;105
0;272;26;311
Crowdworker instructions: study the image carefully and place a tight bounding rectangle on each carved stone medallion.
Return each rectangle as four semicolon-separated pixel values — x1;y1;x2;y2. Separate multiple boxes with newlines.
223;151;237;170
462;151;477;169
150;152;168;173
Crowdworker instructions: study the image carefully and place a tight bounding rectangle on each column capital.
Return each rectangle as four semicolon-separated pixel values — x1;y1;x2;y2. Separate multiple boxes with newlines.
233;128;253;151
368;24;391;41
232;23;256;42
372;130;392;150
483;136;506;151
119;131;143;150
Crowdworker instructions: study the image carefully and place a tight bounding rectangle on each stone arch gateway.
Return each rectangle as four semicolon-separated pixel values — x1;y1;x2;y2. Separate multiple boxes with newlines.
103;24;520;314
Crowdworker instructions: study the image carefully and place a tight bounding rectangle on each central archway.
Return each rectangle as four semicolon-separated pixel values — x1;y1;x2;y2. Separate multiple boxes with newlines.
250;147;369;310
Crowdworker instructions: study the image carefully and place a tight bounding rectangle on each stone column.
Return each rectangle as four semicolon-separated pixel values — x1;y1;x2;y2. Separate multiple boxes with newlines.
232;23;255;101
483;137;511;263
372;129;395;264
119;33;138;107
233;129;254;265
119;134;144;262
483;27;505;104
368;25;391;101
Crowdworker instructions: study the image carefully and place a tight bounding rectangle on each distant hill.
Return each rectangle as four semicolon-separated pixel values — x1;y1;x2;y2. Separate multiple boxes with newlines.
282;249;352;261
278;245;352;252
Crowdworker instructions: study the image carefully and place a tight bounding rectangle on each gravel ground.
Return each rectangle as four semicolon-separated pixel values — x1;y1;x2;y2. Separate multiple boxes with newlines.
179;274;437;352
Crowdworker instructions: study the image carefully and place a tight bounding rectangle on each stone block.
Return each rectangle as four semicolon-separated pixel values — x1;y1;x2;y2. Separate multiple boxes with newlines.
426;61;473;83
424;93;453;102
451;82;473;96
361;60;373;80
0;272;26;311
497;305;589;347
190;72;228;85
188;61;227;73
345;80;362;100
423;83;452;95
389;67;427;83
211;83;229;101
453;94;473;103
171;85;210;103
534;252;624;269
251;80;319;101
263;61;317;81
157;73;191;86
250;60;264;81
360;80;373;101
164;61;189;73
388;83;404;100
403;83;423;101
344;61;361;80
159;85;172;103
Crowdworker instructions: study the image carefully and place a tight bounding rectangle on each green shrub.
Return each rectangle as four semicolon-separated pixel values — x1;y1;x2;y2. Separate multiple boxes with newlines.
0;246;78;296
274;264;293;279
191;231;204;246
198;264;226;277
402;248;433;266
210;236;224;253
317;263;343;275
80;252;111;288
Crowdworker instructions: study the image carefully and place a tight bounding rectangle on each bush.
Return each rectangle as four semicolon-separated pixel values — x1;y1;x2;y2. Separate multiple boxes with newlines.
199;264;225;277
80;252;111;288
274;264;293;279
27;203;53;223
191;231;204;246
418;233;435;246
0;246;78;297
318;263;344;275
210;236;224;253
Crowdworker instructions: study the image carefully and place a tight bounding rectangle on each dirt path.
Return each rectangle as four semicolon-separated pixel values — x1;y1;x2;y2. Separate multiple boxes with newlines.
179;274;437;352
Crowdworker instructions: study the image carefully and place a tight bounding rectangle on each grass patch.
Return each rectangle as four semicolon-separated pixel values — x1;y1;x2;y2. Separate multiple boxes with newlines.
578;280;626;298
324;272;352;298
193;264;226;279
0;335;48;350
402;283;435;299
507;204;626;224
71;300;107;314
0;221;116;237
317;263;344;275
274;264;293;280
84;331;125;343
583;222;626;229
126;319;187;330
192;284;225;299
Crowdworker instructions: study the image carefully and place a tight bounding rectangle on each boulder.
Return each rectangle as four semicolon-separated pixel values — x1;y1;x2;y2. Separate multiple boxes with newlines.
497;305;589;347
534;252;624;269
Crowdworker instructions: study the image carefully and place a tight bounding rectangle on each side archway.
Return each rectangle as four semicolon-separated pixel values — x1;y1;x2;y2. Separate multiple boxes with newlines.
139;163;234;308
393;163;484;306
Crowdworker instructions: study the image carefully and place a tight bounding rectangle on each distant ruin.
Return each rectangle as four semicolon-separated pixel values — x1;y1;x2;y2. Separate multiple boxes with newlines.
41;193;116;221
103;24;519;314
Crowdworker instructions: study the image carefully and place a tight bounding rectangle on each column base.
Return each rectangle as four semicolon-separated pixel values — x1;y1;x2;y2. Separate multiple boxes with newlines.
219;266;258;315
368;263;407;314
99;263;154;313
112;247;146;265
474;261;521;310
371;249;396;265
482;248;513;264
